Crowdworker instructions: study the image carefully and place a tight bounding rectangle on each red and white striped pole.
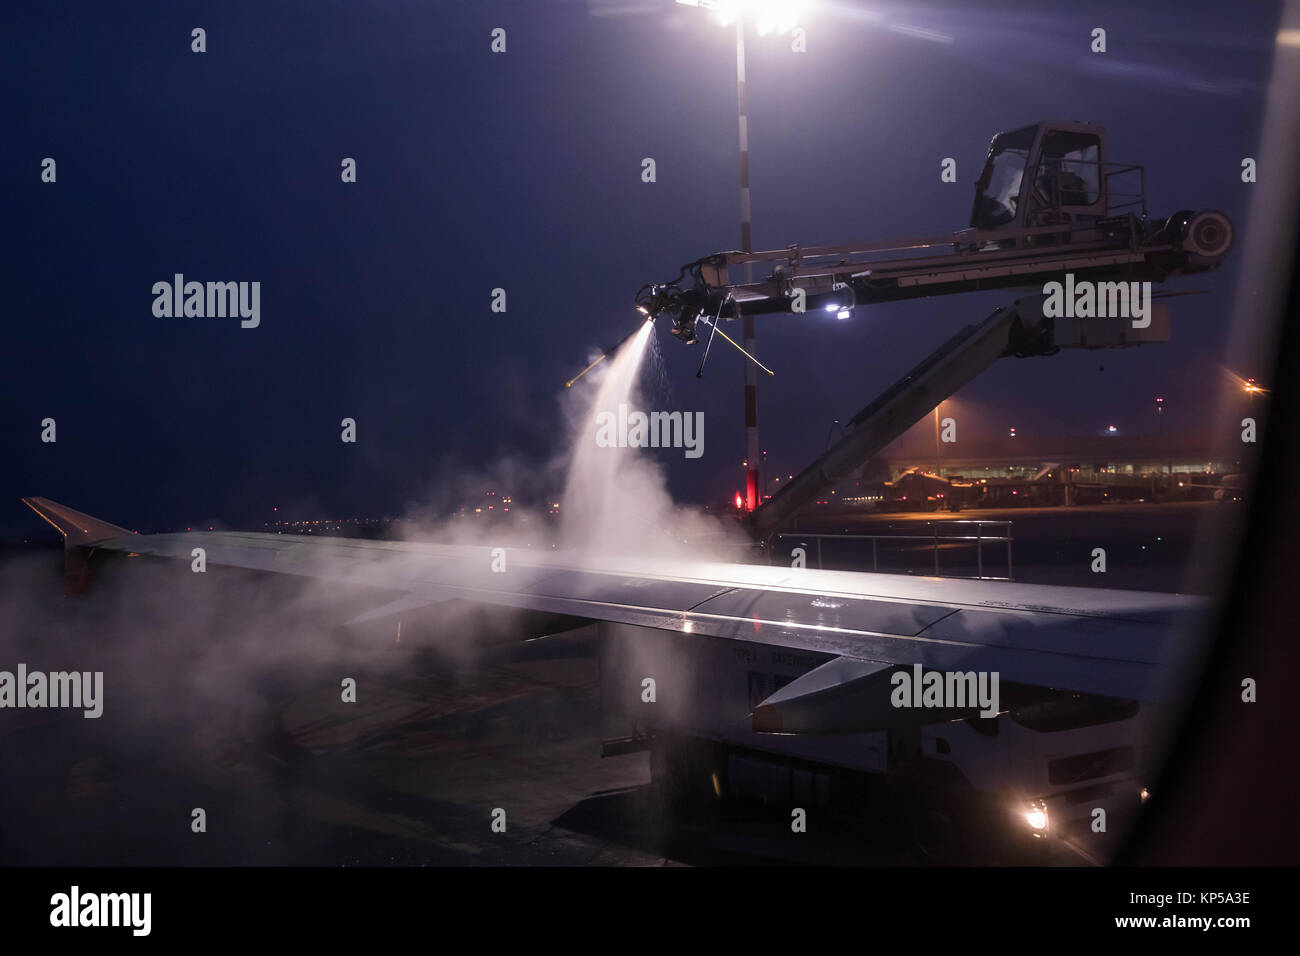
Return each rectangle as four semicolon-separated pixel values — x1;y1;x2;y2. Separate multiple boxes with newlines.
737;18;760;511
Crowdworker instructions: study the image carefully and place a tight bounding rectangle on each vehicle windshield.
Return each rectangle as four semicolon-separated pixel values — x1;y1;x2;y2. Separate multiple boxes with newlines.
1006;686;1139;732
971;126;1036;230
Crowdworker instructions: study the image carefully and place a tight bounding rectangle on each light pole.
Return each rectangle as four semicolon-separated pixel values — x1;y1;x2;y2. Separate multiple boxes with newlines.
737;15;759;512
676;0;806;511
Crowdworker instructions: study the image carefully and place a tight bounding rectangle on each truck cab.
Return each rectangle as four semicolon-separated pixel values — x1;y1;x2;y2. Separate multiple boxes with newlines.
919;684;1153;860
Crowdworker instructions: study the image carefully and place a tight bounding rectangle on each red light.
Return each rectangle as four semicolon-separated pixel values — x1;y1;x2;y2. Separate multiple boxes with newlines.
735;493;744;510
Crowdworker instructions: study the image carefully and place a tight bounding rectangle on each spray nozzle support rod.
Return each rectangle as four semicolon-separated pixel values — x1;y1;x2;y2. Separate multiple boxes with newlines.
696;313;774;377
564;317;655;389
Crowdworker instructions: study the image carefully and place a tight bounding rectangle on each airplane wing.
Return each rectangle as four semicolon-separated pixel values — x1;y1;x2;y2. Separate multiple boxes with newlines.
22;497;1206;709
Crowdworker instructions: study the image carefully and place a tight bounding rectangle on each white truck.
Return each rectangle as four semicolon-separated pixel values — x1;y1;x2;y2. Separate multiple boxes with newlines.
601;618;1162;863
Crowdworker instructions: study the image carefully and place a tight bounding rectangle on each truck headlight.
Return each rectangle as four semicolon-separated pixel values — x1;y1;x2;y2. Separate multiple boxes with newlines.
1023;800;1049;833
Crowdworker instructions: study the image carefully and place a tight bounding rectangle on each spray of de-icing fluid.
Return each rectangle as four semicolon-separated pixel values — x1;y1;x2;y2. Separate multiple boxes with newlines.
559;323;737;561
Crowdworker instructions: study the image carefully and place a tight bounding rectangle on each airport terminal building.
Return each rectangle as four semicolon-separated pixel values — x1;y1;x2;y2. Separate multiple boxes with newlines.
869;432;1236;483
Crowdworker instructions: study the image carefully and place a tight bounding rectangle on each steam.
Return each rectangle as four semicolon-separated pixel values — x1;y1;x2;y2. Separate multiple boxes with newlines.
557;322;744;562
559;322;653;552
0;319;752;864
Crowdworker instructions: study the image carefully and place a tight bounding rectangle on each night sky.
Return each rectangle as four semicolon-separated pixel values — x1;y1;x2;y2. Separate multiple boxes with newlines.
3;0;1283;538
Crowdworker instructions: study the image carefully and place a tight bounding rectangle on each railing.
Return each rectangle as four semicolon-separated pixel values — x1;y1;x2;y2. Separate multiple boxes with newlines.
1103;162;1147;217
768;520;1014;581
1028;156;1148;220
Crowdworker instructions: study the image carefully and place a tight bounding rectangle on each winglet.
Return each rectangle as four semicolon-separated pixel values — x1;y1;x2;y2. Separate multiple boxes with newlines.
22;497;131;547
